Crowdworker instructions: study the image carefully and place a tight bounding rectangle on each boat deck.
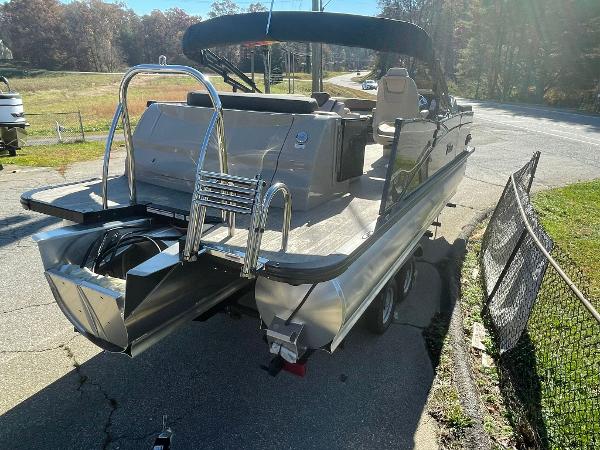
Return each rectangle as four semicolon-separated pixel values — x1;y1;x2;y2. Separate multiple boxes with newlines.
22;145;387;265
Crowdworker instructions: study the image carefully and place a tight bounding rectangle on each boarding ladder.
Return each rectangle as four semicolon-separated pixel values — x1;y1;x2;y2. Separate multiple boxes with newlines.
100;63;291;279
183;171;291;278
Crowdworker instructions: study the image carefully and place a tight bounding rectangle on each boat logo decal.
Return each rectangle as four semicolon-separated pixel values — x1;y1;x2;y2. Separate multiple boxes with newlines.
295;131;308;149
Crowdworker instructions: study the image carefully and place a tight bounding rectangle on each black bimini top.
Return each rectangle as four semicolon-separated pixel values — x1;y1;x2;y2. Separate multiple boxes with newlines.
183;12;449;107
183;11;435;65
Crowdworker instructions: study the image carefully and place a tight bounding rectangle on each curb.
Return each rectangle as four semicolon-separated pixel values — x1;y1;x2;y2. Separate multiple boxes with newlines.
445;208;493;450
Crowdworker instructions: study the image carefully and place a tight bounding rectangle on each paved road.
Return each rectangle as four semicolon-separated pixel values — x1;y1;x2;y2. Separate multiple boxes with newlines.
1;84;599;449
328;72;378;96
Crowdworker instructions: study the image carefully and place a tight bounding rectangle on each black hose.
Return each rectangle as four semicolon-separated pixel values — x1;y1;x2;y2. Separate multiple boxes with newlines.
80;225;153;269
93;235;163;273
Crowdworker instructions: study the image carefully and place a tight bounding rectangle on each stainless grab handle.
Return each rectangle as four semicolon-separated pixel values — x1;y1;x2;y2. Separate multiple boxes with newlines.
260;182;292;252
241;182;292;277
119;64;227;205
100;64;227;211
101;102;123;209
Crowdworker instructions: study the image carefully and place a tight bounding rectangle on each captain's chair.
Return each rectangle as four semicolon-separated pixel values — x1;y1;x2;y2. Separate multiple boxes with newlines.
373;68;421;147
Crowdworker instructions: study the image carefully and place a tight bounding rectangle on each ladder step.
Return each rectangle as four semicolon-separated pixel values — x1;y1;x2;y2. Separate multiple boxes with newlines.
199;190;255;206
200;180;256;196
201;171;259;186
196;198;252;214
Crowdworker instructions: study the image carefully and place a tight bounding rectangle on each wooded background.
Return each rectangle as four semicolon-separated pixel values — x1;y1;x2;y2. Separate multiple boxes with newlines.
378;0;600;107
1;0;599;108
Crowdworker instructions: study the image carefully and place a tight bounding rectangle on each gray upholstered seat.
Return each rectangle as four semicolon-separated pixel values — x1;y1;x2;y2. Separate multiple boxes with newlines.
373;67;421;146
187;91;318;114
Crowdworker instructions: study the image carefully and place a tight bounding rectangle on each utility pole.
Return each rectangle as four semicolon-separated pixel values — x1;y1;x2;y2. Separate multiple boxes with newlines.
263;46;271;94
311;0;321;93
250;49;255;91
292;54;295;93
288;51;292;94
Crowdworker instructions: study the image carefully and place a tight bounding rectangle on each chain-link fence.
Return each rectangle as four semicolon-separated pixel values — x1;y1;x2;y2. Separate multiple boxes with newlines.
25;111;85;145
480;152;600;449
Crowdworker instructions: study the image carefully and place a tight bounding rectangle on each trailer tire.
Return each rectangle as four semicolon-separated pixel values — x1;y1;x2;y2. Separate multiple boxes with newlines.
8;147;16;157
397;257;416;299
366;278;398;334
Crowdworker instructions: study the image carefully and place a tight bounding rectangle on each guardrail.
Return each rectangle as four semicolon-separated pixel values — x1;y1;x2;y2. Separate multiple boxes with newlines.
480;152;599;448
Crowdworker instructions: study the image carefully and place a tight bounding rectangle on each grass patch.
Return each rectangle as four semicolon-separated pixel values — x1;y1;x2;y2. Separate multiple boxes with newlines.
14;73;216;134
426;311;473;449
456;180;600;449
427;312;475;449
1;141;120;171
351;70;377;83
258;78;373;99
533;179;600;297
460;226;520;448
427;226;517;449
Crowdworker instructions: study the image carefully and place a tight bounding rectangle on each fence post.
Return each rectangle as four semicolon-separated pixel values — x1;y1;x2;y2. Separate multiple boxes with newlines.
527;151;541;193
488;228;528;303
78;110;86;142
55;120;63;143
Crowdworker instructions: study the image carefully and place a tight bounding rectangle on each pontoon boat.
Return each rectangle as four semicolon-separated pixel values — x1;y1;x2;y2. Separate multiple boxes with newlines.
0;75;27;156
21;12;473;373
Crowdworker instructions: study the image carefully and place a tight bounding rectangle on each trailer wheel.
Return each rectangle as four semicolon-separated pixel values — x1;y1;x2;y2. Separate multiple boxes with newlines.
366;278;398;334
397;257;416;299
8;146;17;157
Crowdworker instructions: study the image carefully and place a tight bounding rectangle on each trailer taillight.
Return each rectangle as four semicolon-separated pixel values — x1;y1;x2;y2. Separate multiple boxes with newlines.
283;360;307;377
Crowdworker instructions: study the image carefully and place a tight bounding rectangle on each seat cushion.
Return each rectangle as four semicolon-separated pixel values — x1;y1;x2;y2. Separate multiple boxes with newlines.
187;91;318;114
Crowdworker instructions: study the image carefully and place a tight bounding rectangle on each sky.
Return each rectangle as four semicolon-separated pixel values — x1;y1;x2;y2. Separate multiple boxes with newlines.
59;0;379;17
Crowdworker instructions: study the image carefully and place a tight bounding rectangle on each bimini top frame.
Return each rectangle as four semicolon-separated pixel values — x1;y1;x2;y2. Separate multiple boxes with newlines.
182;11;449;107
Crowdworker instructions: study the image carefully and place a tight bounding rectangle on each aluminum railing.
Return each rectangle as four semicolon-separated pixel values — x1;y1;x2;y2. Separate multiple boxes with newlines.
100;64;228;211
100;63;292;277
